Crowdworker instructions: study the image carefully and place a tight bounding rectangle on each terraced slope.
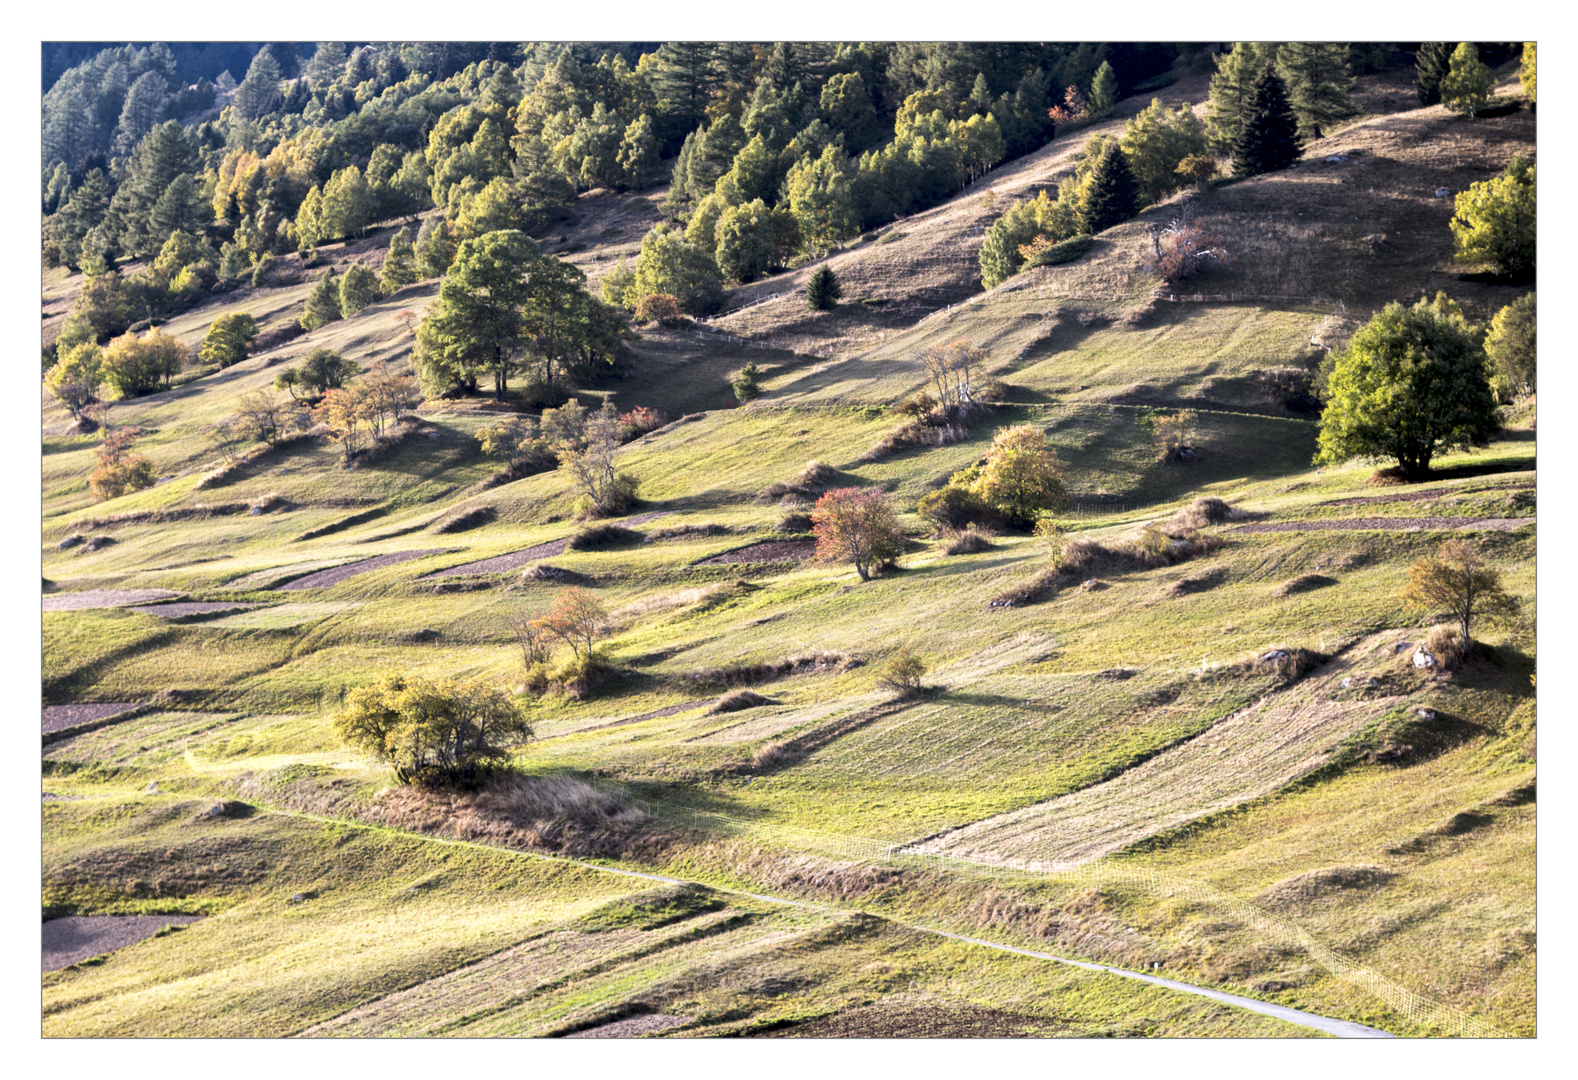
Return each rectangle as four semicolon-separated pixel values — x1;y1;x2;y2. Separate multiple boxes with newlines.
912;632;1417;867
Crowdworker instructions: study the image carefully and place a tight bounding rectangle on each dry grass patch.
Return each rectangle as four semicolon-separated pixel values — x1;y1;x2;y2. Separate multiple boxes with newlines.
941;527;995;555
1273;573;1337;598
689;650;855;689
568;522;645;550
1256;865;1398;911
712;689;773;714
363;772;674;861
757;460;842;503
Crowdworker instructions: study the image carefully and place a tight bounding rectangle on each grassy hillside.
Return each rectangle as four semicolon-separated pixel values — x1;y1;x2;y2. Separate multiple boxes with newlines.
42;58;1535;1039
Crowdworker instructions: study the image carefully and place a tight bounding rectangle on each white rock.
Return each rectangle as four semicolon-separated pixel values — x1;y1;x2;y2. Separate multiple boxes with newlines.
1413;648;1436;668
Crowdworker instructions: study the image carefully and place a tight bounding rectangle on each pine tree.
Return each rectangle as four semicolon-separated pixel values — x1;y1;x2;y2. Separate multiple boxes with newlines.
233;47;284;122
805;265;842;311
1277;42;1359;139
301;270;343;331
416;217;457;279
653;42;720;133
1205;42;1280;151
1441;43;1492;118
1414;42;1454;106
112;70;168;157
1077;140;1139;234
380;227;419;291
113;120;200;255
1231;63;1302;178
148;174;208;240
616;114;661;189
1089;61;1119;118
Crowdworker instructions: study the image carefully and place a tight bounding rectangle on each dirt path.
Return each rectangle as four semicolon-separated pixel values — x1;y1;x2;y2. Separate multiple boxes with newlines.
43;915;202;971
423;538;569;577
909;632;1414;869
275;550;448;590
1322;483;1533;508
138;602;262;617
1235;516;1532;533
42;703;145;734
254;804;1392;1038
43;589;183;611
695;539;816;565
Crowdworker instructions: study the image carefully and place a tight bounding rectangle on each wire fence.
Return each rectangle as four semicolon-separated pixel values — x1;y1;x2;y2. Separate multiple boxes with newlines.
586;779;1505;1039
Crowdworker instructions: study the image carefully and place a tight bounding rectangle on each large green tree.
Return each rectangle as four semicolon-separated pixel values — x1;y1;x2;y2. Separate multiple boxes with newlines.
1276;42;1359;139
1415;42;1455;106
1231;63;1302;177
1316;293;1499;479
1441;42;1493;118
1485;292;1535;399
417;230;540;400
1077;139;1139;235
1450;155;1535;279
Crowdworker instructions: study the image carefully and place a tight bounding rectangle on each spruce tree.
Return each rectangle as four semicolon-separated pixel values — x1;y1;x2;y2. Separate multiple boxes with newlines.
1089;61;1119;118
1231;63;1302;178
1414;42;1454;106
148;174;208;241
805;265;842;311
1205;43;1280;151
1077;140;1139;235
1277;42;1359;139
300;270;343;331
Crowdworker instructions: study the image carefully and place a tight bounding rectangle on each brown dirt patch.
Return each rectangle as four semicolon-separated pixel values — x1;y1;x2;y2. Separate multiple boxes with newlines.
1235;516;1532;533
423;538;569;578
42;589;184;611
769;999;1071;1038
43;915;202;971
137;602;263;617
564;1013;692;1038
42;703;145;734
696;539;816;565
620;511;673;526
276;550;447;590
1324;483;1534;507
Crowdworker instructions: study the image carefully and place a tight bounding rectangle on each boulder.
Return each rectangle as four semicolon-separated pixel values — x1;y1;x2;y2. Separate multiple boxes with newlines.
1413;647;1436;669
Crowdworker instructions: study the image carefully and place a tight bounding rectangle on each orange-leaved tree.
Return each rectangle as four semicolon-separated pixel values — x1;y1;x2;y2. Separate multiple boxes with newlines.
811;487;904;581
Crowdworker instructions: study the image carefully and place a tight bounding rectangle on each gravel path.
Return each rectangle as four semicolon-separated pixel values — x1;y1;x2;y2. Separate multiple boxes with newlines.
137;602;262;617
42;703;145;734
43;915;202;971
696;539;817;565
275;550;447;590
422;538;569;578
1235;516;1532;533
564;1013;691;1038
43;589;183;611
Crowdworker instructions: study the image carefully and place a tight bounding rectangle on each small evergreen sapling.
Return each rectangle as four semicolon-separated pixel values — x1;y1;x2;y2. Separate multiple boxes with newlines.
806;265;842;311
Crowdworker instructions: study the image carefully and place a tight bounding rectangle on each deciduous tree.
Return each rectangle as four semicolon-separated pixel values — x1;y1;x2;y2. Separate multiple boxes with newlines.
1316;293;1499;479
1402;539;1521;651
1451;156;1535;279
812;487;904;581
199;313;258;369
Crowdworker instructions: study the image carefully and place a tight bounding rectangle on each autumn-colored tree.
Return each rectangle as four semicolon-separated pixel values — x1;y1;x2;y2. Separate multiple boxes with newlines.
1154;409;1200;462
812;487;904;581
969;426;1069;527
88;425;157;501
1148;215;1228;284
532;587;608;658
314;384;376;462
1402;539;1521;651
920;340;987;406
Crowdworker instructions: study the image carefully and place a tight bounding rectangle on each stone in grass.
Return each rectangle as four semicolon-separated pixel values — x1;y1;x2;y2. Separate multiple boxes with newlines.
1413;647;1436;669
1416;708;1439;721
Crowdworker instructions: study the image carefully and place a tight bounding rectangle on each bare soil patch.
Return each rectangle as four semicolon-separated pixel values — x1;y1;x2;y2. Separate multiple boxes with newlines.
564;1013;692;1038
424;538;569;578
42;703;146;734
137;602;263;617
696;539;816;565
768;999;1070;1038
42;589;183;611
43;915;202;971
1322;483;1535;508
276;550;447;590
621;511;673;526
1235;516;1532;533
